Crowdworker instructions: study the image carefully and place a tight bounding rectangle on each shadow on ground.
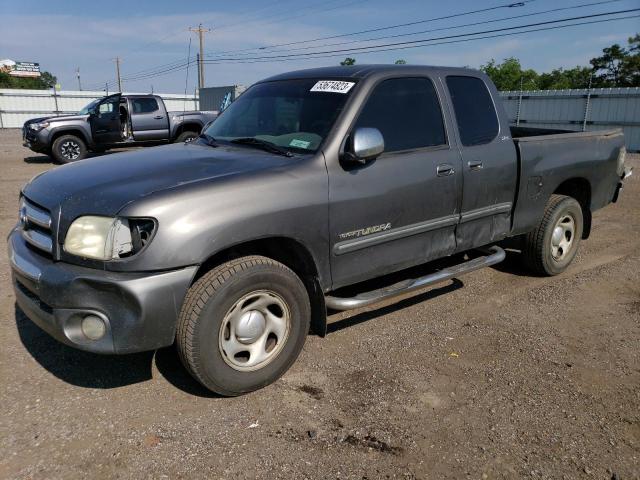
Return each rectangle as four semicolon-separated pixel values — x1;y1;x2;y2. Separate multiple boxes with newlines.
14;305;216;397
23;150;126;165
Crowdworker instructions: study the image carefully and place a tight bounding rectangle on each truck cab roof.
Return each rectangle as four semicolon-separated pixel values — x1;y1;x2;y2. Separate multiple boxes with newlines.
261;64;482;82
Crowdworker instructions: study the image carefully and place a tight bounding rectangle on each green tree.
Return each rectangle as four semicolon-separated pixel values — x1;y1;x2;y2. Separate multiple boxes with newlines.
590;43;627;86
480;57;538;91
0;70;57;89
394;59;407;64
340;57;356;66
538;66;593;90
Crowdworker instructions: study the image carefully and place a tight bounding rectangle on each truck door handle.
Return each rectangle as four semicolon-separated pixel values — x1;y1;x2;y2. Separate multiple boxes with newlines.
436;164;455;177
468;160;483;170
153;115;164;120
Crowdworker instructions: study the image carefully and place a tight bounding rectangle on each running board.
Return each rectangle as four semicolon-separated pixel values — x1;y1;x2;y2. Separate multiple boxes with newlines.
324;246;506;311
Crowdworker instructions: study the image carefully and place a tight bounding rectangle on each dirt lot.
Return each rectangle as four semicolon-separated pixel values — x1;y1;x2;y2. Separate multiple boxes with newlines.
0;128;638;479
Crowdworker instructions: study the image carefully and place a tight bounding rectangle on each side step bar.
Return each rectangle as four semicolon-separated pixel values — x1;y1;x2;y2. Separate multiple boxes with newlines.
325;246;506;311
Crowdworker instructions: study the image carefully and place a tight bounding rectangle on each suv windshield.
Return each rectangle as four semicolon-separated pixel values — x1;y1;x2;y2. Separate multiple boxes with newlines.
204;78;356;153
78;99;100;115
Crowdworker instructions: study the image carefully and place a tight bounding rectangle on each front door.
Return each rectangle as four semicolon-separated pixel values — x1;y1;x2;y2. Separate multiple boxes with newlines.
90;94;122;145
442;75;518;251
328;76;462;288
130;97;169;141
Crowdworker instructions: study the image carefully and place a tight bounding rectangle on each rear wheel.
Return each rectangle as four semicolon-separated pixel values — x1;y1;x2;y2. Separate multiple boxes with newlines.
51;134;87;163
174;131;198;143
522;194;584;276
177;256;310;396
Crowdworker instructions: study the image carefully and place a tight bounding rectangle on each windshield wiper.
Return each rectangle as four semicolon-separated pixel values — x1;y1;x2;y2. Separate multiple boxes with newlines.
197;133;219;147
230;137;293;157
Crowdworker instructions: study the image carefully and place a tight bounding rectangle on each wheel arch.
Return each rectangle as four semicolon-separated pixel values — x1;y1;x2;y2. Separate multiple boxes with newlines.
552;177;592;239
194;236;327;337
173;121;202;140
49;128;91;147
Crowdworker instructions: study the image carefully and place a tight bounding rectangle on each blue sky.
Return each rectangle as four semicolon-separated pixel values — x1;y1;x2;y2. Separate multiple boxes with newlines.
1;0;638;93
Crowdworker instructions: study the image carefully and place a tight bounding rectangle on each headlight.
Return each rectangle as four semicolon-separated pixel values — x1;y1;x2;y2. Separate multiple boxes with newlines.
64;216;155;260
28;121;50;132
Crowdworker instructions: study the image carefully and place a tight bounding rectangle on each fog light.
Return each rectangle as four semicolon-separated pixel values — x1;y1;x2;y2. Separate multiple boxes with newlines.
81;315;106;340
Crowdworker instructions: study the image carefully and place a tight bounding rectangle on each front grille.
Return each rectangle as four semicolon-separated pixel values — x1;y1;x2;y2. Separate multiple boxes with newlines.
15;280;53;314
20;197;54;257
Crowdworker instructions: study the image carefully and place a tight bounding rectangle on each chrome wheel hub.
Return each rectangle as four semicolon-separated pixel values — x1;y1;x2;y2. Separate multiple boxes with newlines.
219;290;290;371
61;141;80;160
550;214;575;261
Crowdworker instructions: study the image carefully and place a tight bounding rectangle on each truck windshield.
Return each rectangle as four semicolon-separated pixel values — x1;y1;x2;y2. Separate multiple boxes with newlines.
78;99;100;115
204;78;356;153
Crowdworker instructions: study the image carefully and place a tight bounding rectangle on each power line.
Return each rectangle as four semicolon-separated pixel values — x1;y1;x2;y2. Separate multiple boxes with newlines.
106;9;638;85
204;0;539;58
205;0;623;59
199;8;640;62
88;0;538;88
88;5;637;88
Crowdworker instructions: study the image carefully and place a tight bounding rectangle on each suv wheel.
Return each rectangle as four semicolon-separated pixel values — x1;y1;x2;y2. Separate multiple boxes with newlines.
522;194;584;276
177;256;310;396
51;134;87;163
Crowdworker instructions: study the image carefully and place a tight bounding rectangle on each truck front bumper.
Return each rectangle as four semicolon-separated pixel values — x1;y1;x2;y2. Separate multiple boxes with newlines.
8;228;197;354
22;127;49;153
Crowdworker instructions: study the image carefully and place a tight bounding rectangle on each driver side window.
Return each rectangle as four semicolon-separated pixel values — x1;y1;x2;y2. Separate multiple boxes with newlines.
98;102;115;114
354;77;446;153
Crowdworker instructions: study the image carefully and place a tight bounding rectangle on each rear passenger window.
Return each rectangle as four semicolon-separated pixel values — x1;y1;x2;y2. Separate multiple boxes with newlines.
446;76;499;146
354;77;446;152
131;98;159;114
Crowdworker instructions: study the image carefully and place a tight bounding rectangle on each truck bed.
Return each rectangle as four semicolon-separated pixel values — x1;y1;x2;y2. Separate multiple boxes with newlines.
509;127;625;236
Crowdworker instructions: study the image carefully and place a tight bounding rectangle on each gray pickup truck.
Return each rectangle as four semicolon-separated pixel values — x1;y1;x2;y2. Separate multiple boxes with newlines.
9;65;631;396
22;93;217;163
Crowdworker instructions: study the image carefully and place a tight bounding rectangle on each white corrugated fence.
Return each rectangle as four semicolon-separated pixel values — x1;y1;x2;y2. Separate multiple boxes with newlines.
0;88;199;129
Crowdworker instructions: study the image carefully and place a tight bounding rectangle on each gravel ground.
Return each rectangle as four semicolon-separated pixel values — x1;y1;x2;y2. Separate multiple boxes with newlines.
0;129;638;479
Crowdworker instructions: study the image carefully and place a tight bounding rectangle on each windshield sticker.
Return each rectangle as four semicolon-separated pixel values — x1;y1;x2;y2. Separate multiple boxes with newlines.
289;139;311;149
310;80;355;94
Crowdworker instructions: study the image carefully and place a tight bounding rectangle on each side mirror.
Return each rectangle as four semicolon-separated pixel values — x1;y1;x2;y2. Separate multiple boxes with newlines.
346;127;384;163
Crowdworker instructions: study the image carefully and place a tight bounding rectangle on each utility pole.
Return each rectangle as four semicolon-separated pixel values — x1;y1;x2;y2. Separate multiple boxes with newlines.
112;57;123;92
189;24;211;90
76;67;82;91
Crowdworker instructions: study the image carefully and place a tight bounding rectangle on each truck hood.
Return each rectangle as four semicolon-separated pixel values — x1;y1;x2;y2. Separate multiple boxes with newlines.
24;114;89;126
22;142;298;218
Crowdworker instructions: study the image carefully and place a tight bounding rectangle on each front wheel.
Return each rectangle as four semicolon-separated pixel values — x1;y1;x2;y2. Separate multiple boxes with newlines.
522;194;584;276
174;131;198;143
51;134;87;163
177;256;310;396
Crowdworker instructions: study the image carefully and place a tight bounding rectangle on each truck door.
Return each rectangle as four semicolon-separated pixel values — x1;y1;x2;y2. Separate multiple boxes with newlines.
443;75;518;251
328;76;462;288
129;96;170;141
90;94;122;145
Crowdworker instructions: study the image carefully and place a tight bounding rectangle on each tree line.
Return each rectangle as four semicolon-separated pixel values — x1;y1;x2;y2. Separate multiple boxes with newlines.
340;33;639;90
0;70;57;89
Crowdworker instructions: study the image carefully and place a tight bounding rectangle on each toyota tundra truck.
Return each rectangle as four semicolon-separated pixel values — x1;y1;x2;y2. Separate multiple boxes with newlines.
9;65;631;396
22;94;217;163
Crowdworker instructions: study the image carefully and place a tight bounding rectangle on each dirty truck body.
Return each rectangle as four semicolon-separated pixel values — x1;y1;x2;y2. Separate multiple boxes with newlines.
22;93;216;162
9;65;629;395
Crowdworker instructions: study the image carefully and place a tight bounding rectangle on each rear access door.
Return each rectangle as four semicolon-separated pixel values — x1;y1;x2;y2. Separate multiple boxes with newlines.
442;74;518;251
90;94;122;146
129;96;170;141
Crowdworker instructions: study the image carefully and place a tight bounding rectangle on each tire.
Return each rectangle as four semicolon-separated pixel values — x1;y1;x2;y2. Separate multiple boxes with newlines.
177;256;310;396
522;194;584;276
51;134;87;163
174;131;198;143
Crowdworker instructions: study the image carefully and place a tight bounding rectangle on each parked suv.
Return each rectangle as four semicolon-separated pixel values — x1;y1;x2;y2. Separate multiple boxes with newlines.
22;94;217;163
9;65;631;395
